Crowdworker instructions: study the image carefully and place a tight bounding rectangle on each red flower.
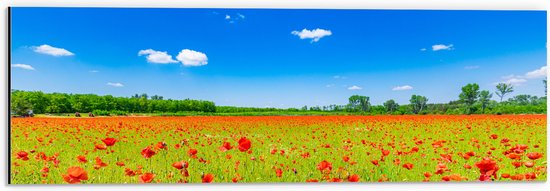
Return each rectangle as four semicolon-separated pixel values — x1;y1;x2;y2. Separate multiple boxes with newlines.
219;142;233;152
188;149;198;156
342;156;350;162
306;179;319;182
94;157;108;169
275;168;283;177
475;157;499;179
141;147;156;158
202;173;214;183
172;161;189;170
317;160;332;173
16;151;29;161
101;138;117;146
76;155;87;163
156;142;167;150
402;163;414;170
238;137;251;152
139;172;155;183
348;174;360;182
62;166;88;184
116;162;125;167
95;144;107;150
527;152;543;160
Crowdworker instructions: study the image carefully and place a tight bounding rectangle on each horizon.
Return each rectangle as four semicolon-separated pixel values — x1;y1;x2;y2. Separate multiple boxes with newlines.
10;8;547;108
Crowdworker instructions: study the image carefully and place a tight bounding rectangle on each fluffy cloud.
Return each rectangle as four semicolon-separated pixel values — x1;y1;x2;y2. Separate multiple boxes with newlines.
392;85;413;91
291;28;332;42
11;64;35;70
500;77;527;86
176;49;208;66
525;66;547;79
496;66;547;86
225;15;231;20
32;44;74;56
138;49;178;64
348;85;362;90
106;82;124;87
432;44;453;51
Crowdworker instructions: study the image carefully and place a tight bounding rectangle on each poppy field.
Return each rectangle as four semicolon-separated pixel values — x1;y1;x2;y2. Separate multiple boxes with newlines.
9;115;547;184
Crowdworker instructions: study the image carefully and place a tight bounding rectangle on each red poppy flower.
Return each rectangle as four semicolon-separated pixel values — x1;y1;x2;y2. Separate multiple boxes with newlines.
188;149;198;156
16;151;29;161
116;162;125;166
101;138;117;146
275;168;283;177
524;161;535;168
219;142;233;152
202;173;214;183
527;152;543;160
348;174;360;182
76;155;87;163
317;160;332;173
475;157;499;178
95;144;107;150
306;179;319;182
141;147;156;158
238;137;251;152
62;166;88;184
402;163;414;170
172;161;189;170
156;142;167;150
139;172;155;183
94;157;108;169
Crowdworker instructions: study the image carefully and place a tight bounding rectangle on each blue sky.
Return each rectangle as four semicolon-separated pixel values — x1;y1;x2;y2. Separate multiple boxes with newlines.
10;8;547;108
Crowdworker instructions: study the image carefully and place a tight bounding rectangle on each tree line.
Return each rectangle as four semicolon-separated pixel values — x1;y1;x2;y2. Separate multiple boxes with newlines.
10;81;547;116
10;91;216;116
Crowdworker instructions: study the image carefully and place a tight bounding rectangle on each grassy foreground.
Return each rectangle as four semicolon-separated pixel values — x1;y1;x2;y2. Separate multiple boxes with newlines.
10;115;546;184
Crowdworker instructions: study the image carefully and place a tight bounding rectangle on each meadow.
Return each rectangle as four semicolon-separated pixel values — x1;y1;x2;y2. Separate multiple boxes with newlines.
10;115;547;184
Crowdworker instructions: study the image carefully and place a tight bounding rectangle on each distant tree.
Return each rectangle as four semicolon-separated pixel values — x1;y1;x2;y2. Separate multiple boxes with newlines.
479;90;492;113
544;79;547;96
348;95;370;112
10;95;32;116
410;95;428;114
459;83;480;114
383;99;399;113
495;83;513;102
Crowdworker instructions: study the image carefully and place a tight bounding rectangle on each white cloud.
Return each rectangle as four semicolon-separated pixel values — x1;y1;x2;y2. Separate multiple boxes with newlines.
237;13;245;19
176;49;208;66
525;66;547;79
89;70;99;73
138;49;178;64
11;64;35;70
464;65;480;70
392;85;413;91
432;44;453;51
291;28;332;42
106;82;124;87
500;78;527;86
495;66;547;86
225;15;231;20
348;85;362;90
32;44;74;56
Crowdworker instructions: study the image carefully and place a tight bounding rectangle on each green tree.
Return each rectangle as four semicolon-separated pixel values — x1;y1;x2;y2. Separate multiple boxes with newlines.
383;99;399;113
459;83;480;114
543;79;547;96
348;95;370;112
410;95;428;114
495;83;513;102
479;90;492;113
10;95;32;116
